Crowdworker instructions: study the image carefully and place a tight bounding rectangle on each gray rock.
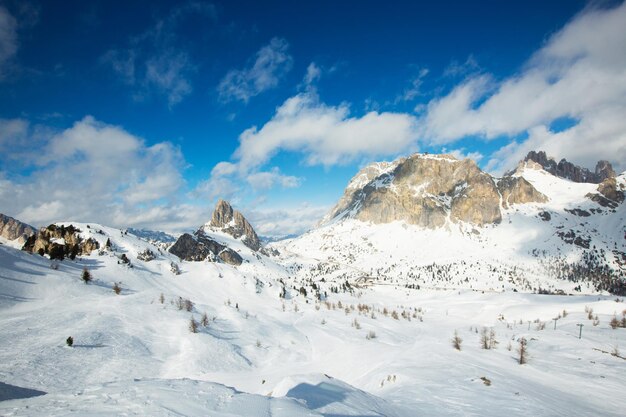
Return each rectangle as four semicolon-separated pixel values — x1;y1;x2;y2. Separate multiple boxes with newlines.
168;232;242;266
0;213;36;243
323;154;546;228
524;151;615;184
22;224;99;259
209;199;261;251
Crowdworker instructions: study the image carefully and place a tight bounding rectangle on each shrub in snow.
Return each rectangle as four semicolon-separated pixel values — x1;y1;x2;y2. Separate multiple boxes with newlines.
452;331;462;350
113;282;122;295
610;315;620;329
66;336;73;347
81;268;92;284
518;338;528;364
189;317;198;333
480;327;497;349
201;312;209;327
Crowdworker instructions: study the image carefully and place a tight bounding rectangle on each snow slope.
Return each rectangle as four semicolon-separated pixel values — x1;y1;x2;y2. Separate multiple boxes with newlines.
1;216;626;415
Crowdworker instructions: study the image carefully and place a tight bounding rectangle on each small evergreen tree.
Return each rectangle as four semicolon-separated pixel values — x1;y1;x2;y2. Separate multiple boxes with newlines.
81;268;92;284
518;338;528;364
452;330;463;350
66;336;74;347
189;317;198;333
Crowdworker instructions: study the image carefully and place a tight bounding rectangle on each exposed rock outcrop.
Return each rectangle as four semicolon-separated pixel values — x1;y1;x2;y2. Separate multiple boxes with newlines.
22;224;99;260
0;213;36;243
323;154;546;228
524;151;615;184
209;199;261;251
596;177;625;203
497;176;548;209
168;232;243;266
586;176;625;209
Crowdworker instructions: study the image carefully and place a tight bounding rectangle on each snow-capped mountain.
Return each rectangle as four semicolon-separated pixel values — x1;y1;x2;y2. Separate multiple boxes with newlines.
1;151;625;416
276;152;626;295
0;213;36;247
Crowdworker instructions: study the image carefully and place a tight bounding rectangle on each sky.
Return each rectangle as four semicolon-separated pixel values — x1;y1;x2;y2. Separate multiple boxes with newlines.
1;0;625;237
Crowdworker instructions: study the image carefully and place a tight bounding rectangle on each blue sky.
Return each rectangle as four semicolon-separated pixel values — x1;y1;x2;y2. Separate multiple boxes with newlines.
1;0;625;236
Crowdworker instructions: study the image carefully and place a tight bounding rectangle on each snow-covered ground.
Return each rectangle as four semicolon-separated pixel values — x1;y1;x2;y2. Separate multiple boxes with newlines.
1;219;625;416
1;163;625;415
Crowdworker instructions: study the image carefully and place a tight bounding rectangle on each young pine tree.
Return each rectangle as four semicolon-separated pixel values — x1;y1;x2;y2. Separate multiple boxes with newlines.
452;330;463;351
81;268;92;284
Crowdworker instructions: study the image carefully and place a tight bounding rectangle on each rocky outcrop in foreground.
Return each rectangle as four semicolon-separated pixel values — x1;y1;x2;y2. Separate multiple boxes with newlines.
323;154;547;228
0;213;36;243
168;199;261;266
524;151;615;184
169;233;243;266
22;224;99;260
209;199;261;251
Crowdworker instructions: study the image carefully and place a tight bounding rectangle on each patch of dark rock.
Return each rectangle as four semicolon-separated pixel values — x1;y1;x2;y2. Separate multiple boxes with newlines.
538;211;551;221
565;208;591;217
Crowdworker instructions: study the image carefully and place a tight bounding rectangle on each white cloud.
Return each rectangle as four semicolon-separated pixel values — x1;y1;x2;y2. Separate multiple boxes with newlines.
246;204;330;237
396;68;429;103
145;51;193;107
421;2;626;172
0;6;18;79
303;62;321;85
246;167;301;190
234;91;419;171
0;116;196;232
0;118;28;147
218;37;293;103
444;148;483;163
443;55;480;78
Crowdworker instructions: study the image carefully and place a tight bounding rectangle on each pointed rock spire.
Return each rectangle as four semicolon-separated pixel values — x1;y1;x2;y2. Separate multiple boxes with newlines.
209;199;261;251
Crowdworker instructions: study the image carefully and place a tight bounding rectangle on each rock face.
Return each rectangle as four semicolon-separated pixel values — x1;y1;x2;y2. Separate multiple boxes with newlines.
22;224;99;260
168;232;243;266
0;213;36;243
168;200;259;266
524;151;615;184
497;176;548;209
323;154;547;228
209;199;261;251
586;176;625;209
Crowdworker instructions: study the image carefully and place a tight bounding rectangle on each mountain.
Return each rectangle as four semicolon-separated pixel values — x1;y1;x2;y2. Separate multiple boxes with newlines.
208;199;261;251
168;199;262;266
0;213;36;246
126;228;177;244
282;152;626;295
1;153;625;417
523;150;615;183
322;153;546;228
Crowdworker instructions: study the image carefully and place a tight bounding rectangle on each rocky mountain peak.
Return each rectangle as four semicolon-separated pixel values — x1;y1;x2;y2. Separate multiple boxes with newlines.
523;151;615;183
0;213;36;244
323;153;546;229
208;199;260;251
